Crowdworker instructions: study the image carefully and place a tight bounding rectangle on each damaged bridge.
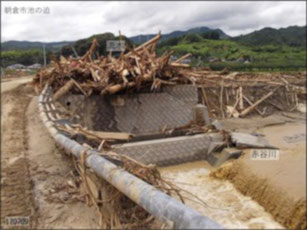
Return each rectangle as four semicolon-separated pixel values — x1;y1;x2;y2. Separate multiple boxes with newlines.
33;33;305;229
39;83;276;229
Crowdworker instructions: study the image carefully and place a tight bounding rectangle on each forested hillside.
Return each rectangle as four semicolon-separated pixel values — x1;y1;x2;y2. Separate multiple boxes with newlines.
1;25;305;71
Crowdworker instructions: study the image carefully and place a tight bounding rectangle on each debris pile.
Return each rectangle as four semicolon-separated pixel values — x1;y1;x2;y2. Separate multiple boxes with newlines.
198;72;306;118
33;33;306;119
32;34;192;97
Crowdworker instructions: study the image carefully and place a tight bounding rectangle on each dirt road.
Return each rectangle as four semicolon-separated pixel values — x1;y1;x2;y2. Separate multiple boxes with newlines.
1;76;33;93
1;78;100;228
1;80;36;228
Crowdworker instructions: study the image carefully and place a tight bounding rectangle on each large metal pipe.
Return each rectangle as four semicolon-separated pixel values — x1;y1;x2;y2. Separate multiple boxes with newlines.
38;86;223;229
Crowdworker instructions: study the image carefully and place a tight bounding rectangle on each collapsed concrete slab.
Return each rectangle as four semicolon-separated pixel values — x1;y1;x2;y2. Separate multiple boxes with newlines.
207;148;242;167
230;132;277;149
113;133;225;166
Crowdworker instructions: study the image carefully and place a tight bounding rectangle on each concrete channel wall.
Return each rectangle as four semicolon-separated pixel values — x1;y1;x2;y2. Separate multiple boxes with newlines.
38;85;224;229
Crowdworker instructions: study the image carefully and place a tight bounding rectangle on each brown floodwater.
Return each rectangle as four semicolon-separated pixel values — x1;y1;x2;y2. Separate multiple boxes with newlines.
159;161;284;229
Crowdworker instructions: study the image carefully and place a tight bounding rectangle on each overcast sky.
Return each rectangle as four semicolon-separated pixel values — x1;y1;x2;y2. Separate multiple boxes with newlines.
1;1;306;42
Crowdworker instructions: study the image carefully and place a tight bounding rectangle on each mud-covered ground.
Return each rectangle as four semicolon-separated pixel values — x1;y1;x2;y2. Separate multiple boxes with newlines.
1;77;100;229
1;76;306;229
1;79;37;228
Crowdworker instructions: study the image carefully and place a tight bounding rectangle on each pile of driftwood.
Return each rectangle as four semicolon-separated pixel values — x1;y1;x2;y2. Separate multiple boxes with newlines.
198;71;306;118
32;34;193;98
32;32;305;120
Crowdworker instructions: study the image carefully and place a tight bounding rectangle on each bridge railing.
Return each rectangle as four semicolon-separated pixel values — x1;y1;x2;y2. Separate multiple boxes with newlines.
38;85;223;229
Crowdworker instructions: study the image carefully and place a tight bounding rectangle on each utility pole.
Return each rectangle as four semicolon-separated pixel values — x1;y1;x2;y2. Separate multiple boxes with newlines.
42;44;47;66
0;67;4;78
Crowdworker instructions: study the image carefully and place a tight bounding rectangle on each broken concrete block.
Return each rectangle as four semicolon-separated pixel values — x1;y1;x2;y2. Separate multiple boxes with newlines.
194;104;211;125
212;120;223;131
250;131;265;137
208;133;225;142
207;141;225;155
230;132;277;149
113;134;214;166
207;148;242;167
297;103;306;113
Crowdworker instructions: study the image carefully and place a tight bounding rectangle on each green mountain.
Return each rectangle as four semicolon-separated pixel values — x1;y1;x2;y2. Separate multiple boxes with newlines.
232;26;306;47
129;26;229;44
1;40;73;51
157;25;306;71
2;25;305;71
2;25;304;52
1;26;229;51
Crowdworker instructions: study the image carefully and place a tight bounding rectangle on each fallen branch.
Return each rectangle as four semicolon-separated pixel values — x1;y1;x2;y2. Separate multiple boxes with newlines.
240;89;276;117
173;53;192;63
239;86;244;110
219;80;225;118
75;126;133;140
53;79;74;101
242;95;264;116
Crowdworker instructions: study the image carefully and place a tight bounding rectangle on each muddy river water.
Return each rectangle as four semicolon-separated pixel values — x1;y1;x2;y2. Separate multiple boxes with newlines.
159;161;284;229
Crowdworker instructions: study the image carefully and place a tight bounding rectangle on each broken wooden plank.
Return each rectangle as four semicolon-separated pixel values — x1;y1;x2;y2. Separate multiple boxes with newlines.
63;124;133;141
239;86;244;110
169;63;190;68
125;33;161;56
240;90;276;117
71;78;87;96
80;129;133;140
173;53;192;63
201;87;212;117
229;93;240;118
220;80;225;118
242;95;264;116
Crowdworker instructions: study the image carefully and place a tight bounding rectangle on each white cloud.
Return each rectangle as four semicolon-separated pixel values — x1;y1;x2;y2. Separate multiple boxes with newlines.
1;1;306;42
